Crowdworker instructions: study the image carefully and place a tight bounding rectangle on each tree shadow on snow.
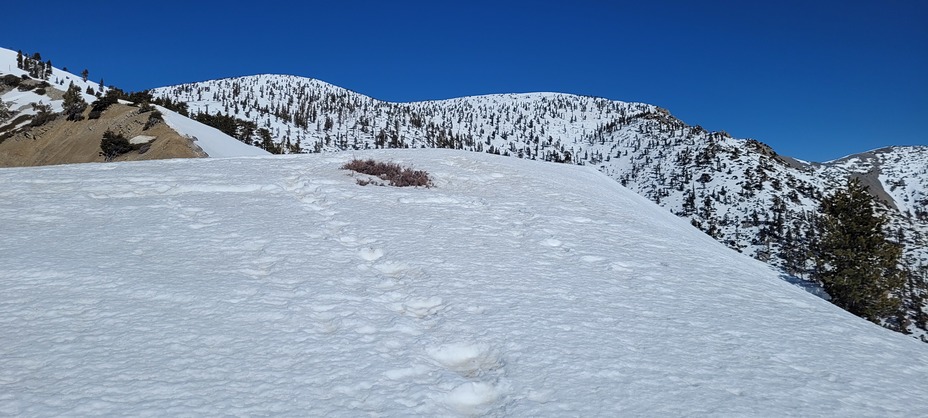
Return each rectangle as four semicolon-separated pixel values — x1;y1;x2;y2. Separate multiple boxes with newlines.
779;274;831;301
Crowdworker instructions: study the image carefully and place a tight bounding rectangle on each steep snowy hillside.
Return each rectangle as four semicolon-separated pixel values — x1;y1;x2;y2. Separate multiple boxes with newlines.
0;48;103;117
152;75;928;336
2;150;927;415
0;47;268;162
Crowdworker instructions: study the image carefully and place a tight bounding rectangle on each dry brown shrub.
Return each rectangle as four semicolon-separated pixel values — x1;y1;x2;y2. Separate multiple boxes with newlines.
341;159;432;187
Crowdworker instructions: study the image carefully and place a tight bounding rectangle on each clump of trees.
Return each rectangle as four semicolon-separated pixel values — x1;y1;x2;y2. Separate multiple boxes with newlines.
341;159;432;187
99;130;138;161
16;50;52;80
29;103;55;127
812;178;904;326
150;96;188;116
87;92;119;119
190;111;281;153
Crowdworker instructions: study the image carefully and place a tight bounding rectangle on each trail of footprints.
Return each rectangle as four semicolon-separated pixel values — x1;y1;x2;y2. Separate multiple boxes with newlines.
284;173;509;415
281;172;627;413
354;238;509;414
359;243;509;415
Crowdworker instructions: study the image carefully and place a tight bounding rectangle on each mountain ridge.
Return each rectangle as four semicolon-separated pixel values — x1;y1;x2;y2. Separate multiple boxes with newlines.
152;73;928;338
0;47;268;165
2;45;924;339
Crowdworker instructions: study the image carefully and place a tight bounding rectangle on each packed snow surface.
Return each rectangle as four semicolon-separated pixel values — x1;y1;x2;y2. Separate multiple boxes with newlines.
1;150;926;416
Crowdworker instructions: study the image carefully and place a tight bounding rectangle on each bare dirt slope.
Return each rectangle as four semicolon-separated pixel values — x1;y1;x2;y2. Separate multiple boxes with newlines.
0;103;203;167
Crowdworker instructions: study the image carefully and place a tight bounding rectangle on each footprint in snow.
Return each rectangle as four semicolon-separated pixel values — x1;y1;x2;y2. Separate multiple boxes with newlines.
374;261;415;277
387;296;446;319
358;247;385;261
579;255;606;263
427;342;502;378
444;381;506;415
539;238;562;247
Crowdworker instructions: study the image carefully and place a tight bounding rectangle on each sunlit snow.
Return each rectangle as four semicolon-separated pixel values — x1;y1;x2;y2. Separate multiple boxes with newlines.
157;105;270;158
1;150;926;415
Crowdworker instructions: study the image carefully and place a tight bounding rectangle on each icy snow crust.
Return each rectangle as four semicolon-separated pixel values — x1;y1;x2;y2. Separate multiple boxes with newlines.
1;150;927;416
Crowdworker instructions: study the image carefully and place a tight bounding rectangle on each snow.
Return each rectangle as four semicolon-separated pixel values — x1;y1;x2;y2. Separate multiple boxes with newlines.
0;89;58;113
128;135;156;145
156;105;270;158
1;149;926;416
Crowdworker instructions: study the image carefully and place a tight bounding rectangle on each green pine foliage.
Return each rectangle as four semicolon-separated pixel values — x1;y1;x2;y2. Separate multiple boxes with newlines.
15;52;51;80
150;96;188;116
813;178;904;325
62;83;87;121
87;92;119;120
29;103;55;127
99;130;136;160
143;110;163;131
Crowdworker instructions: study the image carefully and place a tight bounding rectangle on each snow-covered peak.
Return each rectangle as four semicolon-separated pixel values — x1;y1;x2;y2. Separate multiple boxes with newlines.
152;74;928;338
2;149;926;415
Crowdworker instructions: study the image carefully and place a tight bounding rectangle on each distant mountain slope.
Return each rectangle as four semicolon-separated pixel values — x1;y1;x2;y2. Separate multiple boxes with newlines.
0;47;268;165
2;149;927;415
819;147;928;219
152;75;928;337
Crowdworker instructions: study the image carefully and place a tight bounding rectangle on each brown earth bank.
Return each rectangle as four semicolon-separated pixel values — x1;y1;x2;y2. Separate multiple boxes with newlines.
0;102;204;168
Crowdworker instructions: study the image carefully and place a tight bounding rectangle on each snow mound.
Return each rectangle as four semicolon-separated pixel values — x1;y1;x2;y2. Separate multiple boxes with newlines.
1;149;926;415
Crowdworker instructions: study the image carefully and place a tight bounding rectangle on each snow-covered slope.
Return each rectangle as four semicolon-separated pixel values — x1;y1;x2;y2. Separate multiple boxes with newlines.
152;75;928;336
2;149;926;415
156;106;269;158
0;48;100;117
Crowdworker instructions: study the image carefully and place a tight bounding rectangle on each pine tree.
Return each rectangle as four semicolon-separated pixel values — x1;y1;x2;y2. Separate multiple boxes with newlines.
81;69;89;82
27;53;42;78
100;130;133;161
812;178;904;324
16;50;23;69
63;82;87;121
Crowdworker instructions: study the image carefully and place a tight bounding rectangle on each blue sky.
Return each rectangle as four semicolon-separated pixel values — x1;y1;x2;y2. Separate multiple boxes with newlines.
5;0;926;162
